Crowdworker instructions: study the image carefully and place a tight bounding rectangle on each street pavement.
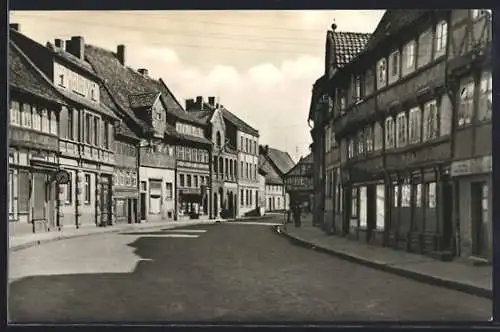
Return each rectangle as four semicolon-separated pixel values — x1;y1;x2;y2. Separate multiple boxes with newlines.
8;217;492;323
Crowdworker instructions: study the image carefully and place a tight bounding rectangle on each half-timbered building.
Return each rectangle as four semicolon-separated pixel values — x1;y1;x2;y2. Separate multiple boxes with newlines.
447;9;492;263
285;153;314;212
331;10;456;259
8;38;63;236
11;28;119;230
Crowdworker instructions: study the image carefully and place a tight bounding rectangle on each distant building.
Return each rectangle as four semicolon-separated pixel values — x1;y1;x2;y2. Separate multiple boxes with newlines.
284;153;314;212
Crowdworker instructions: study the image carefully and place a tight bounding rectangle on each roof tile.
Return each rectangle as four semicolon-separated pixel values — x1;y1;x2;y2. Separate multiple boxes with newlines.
267;147;295;176
332;31;371;68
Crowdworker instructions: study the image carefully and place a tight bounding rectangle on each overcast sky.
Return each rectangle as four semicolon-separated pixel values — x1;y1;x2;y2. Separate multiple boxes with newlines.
10;10;384;162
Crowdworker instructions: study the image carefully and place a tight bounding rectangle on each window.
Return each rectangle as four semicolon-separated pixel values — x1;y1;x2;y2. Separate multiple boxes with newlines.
393;183;399;207
414;183;422;207
354;75;361;100
22;103;31;128
340;95;346;111
85;113;92;144
8;170;15;215
385;117;395;149
65;172;73;204
10;101;20;126
365;126;373;153
409;107;422;144
435;21;448;55
240;137;244;150
166;182;173;200
481;183;489;224
396;113;407;148
67;110;74;140
389;51;400;79
246;190;249;206
103;121;109;149
358;131;365;156
31;106;41;131
377;58;387;88
401;181;411;207
179;174;185;187
41;109;49;133
241;189;244;205
423;100;438;141
351;187;358;218
348;139;354;159
478;71;492;121
94;117;99;146
426;182;436;208
418;29;433;67
18;170;30;213
403;41;416;71
359;187;367;228
194;175;199;188
187;174;192;187
216;131;222;147
84;174;91;205
373;122;383;151
59;73;65;86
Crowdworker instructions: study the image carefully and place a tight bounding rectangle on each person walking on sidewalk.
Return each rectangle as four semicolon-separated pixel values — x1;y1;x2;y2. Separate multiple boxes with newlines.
293;203;302;228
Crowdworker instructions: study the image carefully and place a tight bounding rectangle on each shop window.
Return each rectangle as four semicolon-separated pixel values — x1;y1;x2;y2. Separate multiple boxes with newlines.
359;187;367;228
414;183;422;207
376;184;385;230
17;170;29;214
401;181;411;207
482;183;489;223
478;71;492;122
351;187;358;218
426;182;436;208
149;179;162;214
393;183;399;207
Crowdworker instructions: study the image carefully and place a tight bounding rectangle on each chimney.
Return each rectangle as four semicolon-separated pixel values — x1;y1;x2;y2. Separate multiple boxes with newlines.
54;39;65;49
196;96;203;105
9;23;19;31
138;68;149;77
265;145;269;154
117;44;126;66
70;36;85;60
208;96;216;106
65;39;72;53
185;98;195;110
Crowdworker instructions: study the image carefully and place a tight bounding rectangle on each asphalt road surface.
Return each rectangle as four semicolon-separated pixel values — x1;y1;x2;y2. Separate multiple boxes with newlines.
8;218;492;323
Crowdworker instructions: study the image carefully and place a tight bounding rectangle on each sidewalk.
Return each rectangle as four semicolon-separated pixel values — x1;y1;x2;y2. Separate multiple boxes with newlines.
9;214;278;252
276;223;492;299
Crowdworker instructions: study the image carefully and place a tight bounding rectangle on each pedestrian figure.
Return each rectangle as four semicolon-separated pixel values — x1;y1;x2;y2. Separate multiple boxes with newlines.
293;203;302;228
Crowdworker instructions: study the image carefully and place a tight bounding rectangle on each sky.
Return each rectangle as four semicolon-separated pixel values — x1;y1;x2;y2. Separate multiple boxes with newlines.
10;10;384;162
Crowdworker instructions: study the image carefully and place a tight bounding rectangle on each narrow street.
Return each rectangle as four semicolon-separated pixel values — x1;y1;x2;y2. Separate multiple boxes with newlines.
8;217;491;323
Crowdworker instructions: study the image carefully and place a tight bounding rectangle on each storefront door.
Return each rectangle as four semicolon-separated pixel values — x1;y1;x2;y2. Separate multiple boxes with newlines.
100;175;112;226
471;182;489;258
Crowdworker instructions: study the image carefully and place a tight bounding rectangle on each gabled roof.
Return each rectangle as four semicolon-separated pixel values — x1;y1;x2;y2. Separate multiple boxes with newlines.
84;44;205;133
259;155;283;185
45;41;97;78
187;110;214;124
9;41;62;104
267;147;295;176
364;10;427;52
220;107;259;137
129;92;160;109
331;31;371;68
285;152;314;177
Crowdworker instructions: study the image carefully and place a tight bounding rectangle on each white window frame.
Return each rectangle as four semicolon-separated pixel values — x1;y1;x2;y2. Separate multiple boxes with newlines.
385;117;395;149
358;131;365;156
365;126;373;153
479;71;492;121
404;41;416;70
377;58;387;89
458;81;474;126
396;112;407;148
10;101;20;126
435;20;448;55
408;107;422;144
423;100;438;141
390;50;400;79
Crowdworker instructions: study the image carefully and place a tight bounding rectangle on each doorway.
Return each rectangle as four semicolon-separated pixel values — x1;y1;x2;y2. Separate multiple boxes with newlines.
100;175;112;226
471;182;489;258
366;185;377;243
140;181;147;221
213;192;218;218
441;182;453;251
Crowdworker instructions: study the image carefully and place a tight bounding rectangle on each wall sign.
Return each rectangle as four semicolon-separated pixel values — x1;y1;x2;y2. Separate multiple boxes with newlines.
450;156;492;177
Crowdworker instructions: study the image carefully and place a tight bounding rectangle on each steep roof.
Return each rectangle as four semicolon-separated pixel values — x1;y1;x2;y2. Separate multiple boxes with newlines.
129;92;160;109
267;147;295;176
300;153;314;164
364;10;427;52
84;44;205;131
46;41;97;78
258;154;283;185
220;107;259;137
331;31;371;68
9;41;62;104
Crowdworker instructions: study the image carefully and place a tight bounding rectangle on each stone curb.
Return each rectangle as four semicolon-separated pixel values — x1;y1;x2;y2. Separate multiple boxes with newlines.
9;221;217;252
272;225;492;300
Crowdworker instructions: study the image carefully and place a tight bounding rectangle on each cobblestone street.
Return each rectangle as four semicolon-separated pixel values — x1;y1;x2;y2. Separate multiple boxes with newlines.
8;218;492;323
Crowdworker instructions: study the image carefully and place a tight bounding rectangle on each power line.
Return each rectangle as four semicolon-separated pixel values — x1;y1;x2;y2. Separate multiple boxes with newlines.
14;14;326;45
16;11;331;33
